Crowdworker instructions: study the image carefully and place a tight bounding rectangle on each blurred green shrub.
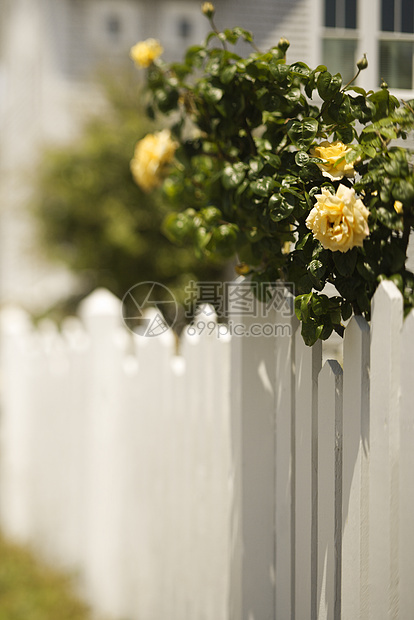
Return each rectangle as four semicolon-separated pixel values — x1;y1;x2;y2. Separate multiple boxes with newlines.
0;532;94;620
30;73;224;317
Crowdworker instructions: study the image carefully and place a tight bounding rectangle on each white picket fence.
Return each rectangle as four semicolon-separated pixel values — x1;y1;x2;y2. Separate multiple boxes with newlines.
0;280;413;620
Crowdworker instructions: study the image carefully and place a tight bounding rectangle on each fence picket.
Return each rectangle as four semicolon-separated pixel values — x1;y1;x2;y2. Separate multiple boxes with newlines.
294;330;322;620
0;307;35;543
79;289;134;619
274;290;298;620
317;360;343;620
399;309;414;618
2;284;414;620
229;309;277;620
369;281;403;620
341;315;370;620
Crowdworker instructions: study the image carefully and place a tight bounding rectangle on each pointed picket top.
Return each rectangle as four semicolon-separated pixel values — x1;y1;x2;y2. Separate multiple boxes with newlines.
194;303;218;326
0;305;32;335
79;287;122;319
133;306;176;348
371;279;403;324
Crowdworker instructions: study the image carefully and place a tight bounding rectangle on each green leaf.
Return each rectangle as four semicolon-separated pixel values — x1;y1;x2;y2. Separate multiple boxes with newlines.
251;176;276;196
341;300;353;321
289;62;311;77
196;226;212;249
287;118;319;150
162;212;193;244
308;259;326;286
332;248;357;277
220;64;238;84
300;292;313;322
356;258;377;282
222;163;246;189
185;45;206;67
262;152;281;169
356;287;370;312
301;319;323;346
269;62;290;81
295;232;312;251
268;193;296;221
199;82;224;103
376;206;403;231
317;71;342;101
392;180;414;203
295;151;310;166
312;293;329;316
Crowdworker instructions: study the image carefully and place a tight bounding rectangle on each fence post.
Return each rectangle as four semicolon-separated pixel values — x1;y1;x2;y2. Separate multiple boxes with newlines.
274;290;299;619
399;309;414;617
79;288;131;619
229;309;276;620
341;315;370;619
317;360;343;620
295;331;322;620
368;280;402;620
0;306;34;543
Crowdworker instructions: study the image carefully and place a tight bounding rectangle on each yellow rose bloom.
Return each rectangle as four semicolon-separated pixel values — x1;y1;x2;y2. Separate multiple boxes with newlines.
129;38;163;68
130;129;177;192
306;184;370;253
310;140;356;181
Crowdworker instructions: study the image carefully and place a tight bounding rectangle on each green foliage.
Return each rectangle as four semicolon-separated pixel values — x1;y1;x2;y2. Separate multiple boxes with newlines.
30;74;223;316
0;532;94;620
132;16;414;344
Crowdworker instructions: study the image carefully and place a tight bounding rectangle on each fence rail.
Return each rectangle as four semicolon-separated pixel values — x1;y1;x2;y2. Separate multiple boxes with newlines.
0;280;412;620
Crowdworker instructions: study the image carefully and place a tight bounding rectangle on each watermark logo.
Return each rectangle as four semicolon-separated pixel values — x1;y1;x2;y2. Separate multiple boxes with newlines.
121;280;294;338
121;282;178;337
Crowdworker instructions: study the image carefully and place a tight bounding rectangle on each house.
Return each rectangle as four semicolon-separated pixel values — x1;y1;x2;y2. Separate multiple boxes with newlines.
0;0;413;310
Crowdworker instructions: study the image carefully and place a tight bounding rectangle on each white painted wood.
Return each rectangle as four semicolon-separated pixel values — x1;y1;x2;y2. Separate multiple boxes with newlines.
317;360;343;620
274;290;299;620
2;284;414;620
341;316;370;620
295;330;322;620
79;288;136;620
399;309;414;619
0;307;36;544
229;308;277;620
369;281;403;620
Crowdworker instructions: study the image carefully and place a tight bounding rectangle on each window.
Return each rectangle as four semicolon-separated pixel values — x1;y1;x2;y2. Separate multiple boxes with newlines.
322;0;358;83
325;0;357;29
106;15;121;40
177;17;192;39
379;0;414;89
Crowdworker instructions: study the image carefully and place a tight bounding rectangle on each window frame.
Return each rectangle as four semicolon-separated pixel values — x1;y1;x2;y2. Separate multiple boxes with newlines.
320;0;414;96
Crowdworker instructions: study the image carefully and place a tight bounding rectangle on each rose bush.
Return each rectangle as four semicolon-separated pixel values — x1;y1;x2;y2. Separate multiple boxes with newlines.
128;3;414;345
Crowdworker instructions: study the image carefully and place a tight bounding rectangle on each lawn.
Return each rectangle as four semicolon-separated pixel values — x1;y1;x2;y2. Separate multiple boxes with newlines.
0;532;95;620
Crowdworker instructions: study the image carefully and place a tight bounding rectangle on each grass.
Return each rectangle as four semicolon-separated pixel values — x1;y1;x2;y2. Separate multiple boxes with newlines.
0;532;96;620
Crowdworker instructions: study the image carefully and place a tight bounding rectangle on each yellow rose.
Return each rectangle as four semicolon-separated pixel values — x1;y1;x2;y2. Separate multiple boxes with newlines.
129;38;163;68
306;184;370;253
310;140;356;181
130;129;177;192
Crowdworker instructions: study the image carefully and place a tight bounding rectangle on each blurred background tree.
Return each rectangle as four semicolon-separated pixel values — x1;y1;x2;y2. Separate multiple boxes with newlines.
30;72;225;321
